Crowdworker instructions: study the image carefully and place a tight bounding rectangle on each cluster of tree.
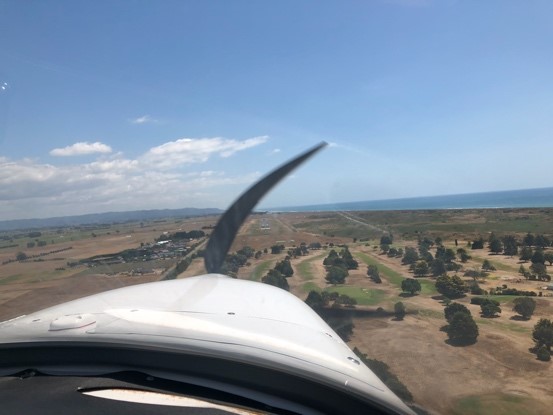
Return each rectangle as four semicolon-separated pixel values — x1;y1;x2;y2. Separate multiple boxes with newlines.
468;280;485;295
353;347;413;403
402;239;462;278
519;246;553;264
217;246;258;277
261;258;294;291
490;285;537;297
517;248;553;282
380;235;405;258
220;254;248;277
163;241;205;280
482;232;553;258
304;290;355;341
469;297;501;318
443;302;479;345
308;242;322;250
26;240;47;248
435;275;468;299
287;242;309;258
456;248;472;263
270;244;286;254
379;234;393;251
385;247;403;258
305;290;357;311
323;247;358;284
471;237;485;250
5;246;73;265
367;264;382;283
464;268;488;280
157;230;205;242
401;278;421;296
531;318;553;361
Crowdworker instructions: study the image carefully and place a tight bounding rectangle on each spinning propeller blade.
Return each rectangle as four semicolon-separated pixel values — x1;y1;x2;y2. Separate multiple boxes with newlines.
204;142;327;274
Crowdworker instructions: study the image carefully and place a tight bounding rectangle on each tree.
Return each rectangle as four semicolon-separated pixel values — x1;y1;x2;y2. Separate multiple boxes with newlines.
443;248;456;263
335;294;357;308
532;318;553;352
418;237;434;251
323;249;339;265
519;246;533;262
380;244;390;254
544;252;553;266
513;297;536;320
471;238;484;250
367;265;382;283
489;238;503;254
394;302;406;320
481;259;496;271
457;248;471;263
340;247;359;269
435;275;467;299
270;244;285;254
431;259;447;277
262;269;289;291
444;302;470;323
413;260;429;277
401;278;421;296
326;266;348;284
26;241;35;248
236;246;255;258
446;312;479;345
518;265;527;276
16;252;27;261
402;247;419;265
274;259;294;277
380;234;393;245
530;262;547;278
308;242;322;250
419;246;434;264
480;300;501;318
535;234;550;249
305;290;326;312
537;346;551;362
523;233;535;247
531;249;545;264
469;281;484;295
502;235;518;257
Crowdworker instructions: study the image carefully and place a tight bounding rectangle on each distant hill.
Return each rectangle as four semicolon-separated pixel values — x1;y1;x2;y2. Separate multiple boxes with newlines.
0;208;223;231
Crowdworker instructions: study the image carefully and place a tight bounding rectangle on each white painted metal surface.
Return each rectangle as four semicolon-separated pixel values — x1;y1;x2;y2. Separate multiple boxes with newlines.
0;275;414;414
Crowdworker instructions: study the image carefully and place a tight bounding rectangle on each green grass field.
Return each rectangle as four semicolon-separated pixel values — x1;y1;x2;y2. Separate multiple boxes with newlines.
249;259;273;281
451;393;548;415
323;285;387;306
301;281;319;293
295;252;326;281
356;252;438;295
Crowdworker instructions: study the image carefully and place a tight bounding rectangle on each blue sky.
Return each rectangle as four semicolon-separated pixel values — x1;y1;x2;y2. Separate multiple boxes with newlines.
1;1;552;219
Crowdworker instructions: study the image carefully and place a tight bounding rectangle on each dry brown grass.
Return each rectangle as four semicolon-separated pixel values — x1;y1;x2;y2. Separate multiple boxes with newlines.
1;212;553;413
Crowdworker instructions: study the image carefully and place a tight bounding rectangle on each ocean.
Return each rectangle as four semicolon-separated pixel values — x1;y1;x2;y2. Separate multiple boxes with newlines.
268;187;553;212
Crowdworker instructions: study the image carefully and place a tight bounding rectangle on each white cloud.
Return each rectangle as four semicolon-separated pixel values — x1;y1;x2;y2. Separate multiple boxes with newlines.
142;136;268;168
50;141;112;157
131;115;157;124
271;148;281;154
0;135;269;219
